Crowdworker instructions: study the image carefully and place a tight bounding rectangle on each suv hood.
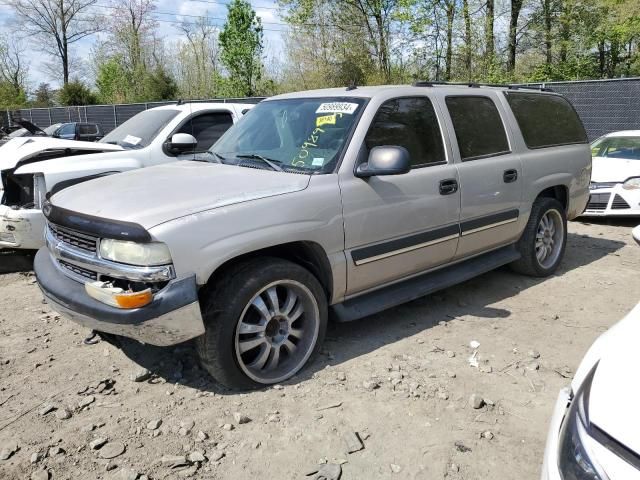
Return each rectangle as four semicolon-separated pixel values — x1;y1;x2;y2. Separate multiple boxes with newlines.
50;162;311;229
587;302;640;457
591;156;640;183
0;137;124;172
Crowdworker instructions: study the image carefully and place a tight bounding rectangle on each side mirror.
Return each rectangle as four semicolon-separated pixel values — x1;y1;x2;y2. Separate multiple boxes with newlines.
355;146;411;178
167;133;197;154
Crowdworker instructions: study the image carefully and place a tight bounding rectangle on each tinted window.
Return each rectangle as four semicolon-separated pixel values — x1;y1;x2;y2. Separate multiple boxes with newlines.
505;92;587;148
178;112;234;152
365;97;445;167
79;124;98;135
59;124;76;136
446;96;510;160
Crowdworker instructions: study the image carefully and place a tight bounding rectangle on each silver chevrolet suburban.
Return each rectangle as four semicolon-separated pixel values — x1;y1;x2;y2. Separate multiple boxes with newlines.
34;84;591;389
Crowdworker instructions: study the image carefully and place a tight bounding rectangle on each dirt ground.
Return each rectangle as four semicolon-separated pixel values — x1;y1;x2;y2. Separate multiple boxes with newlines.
1;219;639;480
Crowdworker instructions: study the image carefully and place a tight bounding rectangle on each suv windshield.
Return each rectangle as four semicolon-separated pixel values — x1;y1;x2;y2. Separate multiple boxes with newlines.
211;97;366;173
591;136;640;160
100;109;180;148
44;123;62;136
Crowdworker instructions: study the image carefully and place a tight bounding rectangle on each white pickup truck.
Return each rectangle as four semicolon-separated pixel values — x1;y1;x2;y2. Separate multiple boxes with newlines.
0;102;253;250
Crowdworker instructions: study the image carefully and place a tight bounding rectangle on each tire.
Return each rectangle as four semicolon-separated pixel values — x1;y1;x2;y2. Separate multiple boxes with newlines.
510;197;567;277
196;257;328;390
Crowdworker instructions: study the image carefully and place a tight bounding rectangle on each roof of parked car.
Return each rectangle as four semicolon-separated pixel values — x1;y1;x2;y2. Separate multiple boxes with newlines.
150;102;256;112
269;84;556;101
601;130;640;137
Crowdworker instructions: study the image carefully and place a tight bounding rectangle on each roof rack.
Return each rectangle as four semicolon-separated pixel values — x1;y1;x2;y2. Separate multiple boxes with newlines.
411;81;553;92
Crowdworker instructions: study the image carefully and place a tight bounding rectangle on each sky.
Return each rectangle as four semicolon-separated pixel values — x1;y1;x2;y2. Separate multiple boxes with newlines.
0;0;287;90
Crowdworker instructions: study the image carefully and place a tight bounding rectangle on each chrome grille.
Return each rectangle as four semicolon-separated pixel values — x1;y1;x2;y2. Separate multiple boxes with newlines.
586;193;611;211
611;194;631;210
49;223;98;253
59;260;98;281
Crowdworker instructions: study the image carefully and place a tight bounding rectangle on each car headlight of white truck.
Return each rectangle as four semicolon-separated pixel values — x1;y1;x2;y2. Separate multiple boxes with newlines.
99;239;172;266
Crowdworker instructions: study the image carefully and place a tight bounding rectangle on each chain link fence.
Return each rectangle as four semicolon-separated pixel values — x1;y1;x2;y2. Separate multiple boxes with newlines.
1;97;264;135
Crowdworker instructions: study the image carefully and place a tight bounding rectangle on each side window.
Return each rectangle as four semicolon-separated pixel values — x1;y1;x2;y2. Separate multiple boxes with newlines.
504;92;588;148
78;124;97;135
59;123;76;136
364;96;445;167
445;96;510;161
178;112;234;152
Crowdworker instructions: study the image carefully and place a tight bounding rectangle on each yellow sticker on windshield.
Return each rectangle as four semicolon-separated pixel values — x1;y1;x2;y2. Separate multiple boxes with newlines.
316;114;337;127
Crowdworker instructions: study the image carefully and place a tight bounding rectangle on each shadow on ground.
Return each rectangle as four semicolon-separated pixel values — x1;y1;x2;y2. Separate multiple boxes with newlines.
104;231;625;394
0;250;35;274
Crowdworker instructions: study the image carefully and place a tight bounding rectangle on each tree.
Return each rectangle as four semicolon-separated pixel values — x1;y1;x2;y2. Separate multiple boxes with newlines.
507;0;525;72
95;56;130;103
219;0;264;97
32;83;55;107
58;79;97;105
0;39;28;97
10;0;99;85
175;16;221;98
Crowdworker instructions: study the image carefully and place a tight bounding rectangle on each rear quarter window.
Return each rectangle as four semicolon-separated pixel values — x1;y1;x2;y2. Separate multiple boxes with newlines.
505;92;588;148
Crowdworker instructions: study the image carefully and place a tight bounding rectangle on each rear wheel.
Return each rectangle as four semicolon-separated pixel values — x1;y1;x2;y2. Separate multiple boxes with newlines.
196;257;327;390
510;197;567;277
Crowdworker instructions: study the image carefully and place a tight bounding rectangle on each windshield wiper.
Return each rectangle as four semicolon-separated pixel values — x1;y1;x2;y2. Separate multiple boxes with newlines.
235;153;284;172
192;151;226;163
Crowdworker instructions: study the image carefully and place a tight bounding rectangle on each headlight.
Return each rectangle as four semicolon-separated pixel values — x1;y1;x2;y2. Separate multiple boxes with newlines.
99;239;172;266
622;177;640;190
558;363;606;480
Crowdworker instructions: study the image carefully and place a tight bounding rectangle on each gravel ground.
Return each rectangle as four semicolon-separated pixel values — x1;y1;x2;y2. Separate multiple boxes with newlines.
0;219;638;480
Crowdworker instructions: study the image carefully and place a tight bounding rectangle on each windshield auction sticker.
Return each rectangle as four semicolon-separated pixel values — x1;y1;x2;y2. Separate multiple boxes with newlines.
315;102;359;115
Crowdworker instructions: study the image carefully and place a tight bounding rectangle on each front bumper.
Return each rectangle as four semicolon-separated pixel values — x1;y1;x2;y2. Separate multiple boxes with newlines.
583;185;640;216
34;248;205;346
541;387;571;480
0;204;46;249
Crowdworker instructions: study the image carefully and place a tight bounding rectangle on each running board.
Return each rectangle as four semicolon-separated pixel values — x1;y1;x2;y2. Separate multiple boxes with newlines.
332;245;521;322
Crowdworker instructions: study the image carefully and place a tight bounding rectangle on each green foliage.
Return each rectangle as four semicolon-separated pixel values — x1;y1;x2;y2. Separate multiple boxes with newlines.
96;56;130;103
96;55;178;103
219;0;264;96
0;81;27;108
32;83;55;107
141;66;178;101
57;80;97;106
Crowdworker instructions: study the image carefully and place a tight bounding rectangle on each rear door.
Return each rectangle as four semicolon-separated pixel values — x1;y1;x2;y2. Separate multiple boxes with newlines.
442;93;523;259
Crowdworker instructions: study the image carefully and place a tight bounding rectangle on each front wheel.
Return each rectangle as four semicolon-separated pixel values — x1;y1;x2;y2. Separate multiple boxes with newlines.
510;197;567;277
196;257;327;390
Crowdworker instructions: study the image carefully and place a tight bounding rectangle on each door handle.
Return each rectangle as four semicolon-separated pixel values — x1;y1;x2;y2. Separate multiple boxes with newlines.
503;169;518;183
439;179;458;195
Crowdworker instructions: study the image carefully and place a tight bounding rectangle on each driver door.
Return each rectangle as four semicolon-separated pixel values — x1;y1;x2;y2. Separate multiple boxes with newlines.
175;111;235;161
339;96;461;296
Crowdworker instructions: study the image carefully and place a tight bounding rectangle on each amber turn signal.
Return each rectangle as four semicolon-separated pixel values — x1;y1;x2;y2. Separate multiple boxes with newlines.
85;281;153;309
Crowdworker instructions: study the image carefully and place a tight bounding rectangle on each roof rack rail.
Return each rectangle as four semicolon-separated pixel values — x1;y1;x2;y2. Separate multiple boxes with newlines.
411;81;553;92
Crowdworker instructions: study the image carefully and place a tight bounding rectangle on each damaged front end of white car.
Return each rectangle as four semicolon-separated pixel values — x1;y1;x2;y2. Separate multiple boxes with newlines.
0;139;124;250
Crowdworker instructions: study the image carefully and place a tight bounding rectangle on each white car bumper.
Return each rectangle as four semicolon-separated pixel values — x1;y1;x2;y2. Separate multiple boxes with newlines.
541;387;570;480
0;204;46;250
583;184;640;216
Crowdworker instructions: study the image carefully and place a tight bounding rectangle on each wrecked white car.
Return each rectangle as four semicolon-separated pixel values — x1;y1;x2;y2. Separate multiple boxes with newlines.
0;102;253;250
